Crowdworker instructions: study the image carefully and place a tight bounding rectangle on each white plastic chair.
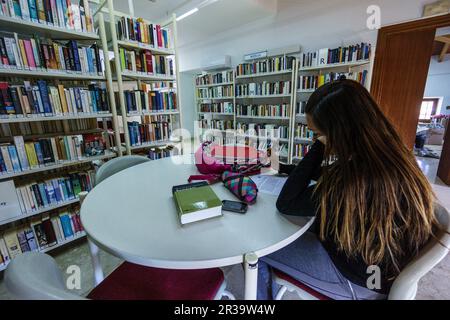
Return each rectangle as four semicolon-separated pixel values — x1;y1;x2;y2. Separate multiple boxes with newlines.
4;252;232;300
273;203;450;300
87;155;151;285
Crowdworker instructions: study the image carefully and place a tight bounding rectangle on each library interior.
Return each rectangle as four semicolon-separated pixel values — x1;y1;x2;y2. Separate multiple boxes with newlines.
0;0;449;302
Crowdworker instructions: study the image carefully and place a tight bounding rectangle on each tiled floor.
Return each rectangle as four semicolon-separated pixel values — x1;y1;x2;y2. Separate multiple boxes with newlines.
0;156;449;300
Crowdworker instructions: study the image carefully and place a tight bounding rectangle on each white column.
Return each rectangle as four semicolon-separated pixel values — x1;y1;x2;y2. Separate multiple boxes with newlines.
244;252;259;300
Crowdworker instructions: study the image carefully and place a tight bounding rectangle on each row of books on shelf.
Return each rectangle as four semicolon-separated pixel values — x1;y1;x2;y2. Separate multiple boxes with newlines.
117;16;171;49
127;117;173;147
293;143;311;159
236;123;289;139
0;0;95;33
197;85;234;99
236;103;290;118
200;102;233;114
0;81;109;117
236;56;295;76
148;146;174;160
236;81;291;97
296;101;307;116
121;89;177;114
1;118;99;136
119;48;174;77
199;119;234;131
196;70;234;86
298;71;368;91
0;34;102;75
0;208;85;266
300;43;371;68
0;171;93;222
295;124;314;140
0;134;106;174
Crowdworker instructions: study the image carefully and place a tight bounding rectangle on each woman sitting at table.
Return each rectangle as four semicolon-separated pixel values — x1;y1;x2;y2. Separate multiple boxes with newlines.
258;79;437;300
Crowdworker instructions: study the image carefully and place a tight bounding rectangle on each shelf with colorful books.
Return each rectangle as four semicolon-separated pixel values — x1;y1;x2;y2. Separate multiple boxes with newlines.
0;68;105;80
102;0;182;156
0;198;80;227
0;232;87;272
235;69;293;80
0;151;116;180
0;113;113;124
236;115;290;121
0;1;99;41
195;82;234;89
235;94;292;99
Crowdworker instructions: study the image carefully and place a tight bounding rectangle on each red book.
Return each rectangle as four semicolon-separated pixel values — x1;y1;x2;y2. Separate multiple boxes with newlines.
156;25;163;48
42;218;57;246
23;40;37;69
144;51;153;74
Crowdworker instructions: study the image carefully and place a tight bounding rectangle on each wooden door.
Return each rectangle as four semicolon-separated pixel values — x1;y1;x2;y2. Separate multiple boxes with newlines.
371;14;450;148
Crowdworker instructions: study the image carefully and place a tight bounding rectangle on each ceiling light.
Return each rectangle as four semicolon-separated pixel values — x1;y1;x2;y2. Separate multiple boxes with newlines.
176;7;199;21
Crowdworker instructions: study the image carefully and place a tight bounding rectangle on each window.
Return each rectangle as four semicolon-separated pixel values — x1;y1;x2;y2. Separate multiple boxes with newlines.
419;98;439;121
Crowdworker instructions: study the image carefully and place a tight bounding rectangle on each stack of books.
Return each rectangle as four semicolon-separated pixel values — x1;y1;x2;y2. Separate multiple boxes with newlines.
121;89;177;114
0;208;85;266
200;102;233;114
236;81;291;97
236;56;295;76
300;42;371;68
0;134;107;175
117;17;171;49
0;0;95;33
196;70;234;86
127;115;173;147
197;85;234;99
236;103;290;118
119;48;174;76
0;81;109;117
0;34;102;74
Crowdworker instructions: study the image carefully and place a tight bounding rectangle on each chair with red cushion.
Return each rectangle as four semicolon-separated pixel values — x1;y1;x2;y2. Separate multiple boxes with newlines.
4;252;235;300
273;203;450;300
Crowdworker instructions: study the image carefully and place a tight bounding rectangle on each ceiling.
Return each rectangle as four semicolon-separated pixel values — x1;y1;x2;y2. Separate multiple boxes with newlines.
113;0;278;47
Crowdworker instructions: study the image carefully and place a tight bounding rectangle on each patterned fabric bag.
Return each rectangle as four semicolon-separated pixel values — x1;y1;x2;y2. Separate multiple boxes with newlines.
222;171;258;205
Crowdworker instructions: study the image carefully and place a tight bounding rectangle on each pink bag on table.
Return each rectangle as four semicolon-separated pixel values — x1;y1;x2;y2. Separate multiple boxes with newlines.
189;142;263;185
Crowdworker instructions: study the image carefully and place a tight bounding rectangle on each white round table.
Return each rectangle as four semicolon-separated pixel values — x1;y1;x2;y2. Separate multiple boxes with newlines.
81;155;314;299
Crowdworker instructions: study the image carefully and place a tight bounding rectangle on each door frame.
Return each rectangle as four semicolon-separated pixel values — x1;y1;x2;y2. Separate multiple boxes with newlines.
370;13;450;184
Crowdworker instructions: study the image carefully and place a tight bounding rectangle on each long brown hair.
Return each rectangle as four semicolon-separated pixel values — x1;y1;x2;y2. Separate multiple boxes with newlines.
306;79;436;276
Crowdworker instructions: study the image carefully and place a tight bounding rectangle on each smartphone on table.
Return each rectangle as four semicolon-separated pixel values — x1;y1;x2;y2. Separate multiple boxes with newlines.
222;200;248;214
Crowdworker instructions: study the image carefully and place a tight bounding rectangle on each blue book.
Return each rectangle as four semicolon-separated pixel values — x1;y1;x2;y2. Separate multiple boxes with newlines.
86;48;93;73
52;179;62;202
0;151;6;173
90;90;98;113
59;179;68;201
37;80;52;114
59;0;68;27
28;0;39;21
25;228;38;251
38;183;49;207
59;214;74;238
34;142;44;166
125;92;132;112
46;182;56;204
69;41;81;72
12;0;22;17
65;178;75;199
7;145;22;173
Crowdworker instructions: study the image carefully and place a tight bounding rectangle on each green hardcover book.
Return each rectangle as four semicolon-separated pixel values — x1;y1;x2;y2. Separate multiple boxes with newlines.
173;185;222;225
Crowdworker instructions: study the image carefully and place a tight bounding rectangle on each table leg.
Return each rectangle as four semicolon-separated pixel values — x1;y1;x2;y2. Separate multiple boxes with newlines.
244;252;259;300
88;239;104;286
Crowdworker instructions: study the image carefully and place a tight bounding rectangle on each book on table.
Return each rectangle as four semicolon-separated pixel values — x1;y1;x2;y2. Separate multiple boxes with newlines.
173;183;222;225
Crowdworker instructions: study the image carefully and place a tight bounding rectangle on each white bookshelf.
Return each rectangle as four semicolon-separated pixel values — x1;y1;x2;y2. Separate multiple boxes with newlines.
0;232;87;272
0;113;113;124
235;69;293;80
0;68;105;80
102;0;182;155
0;15;99;40
0;152;116;180
0;199;80;227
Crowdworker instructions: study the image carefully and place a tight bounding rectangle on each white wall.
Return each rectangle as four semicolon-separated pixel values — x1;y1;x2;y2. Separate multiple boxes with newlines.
424;55;450;115
177;0;439;134
178;0;434;72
